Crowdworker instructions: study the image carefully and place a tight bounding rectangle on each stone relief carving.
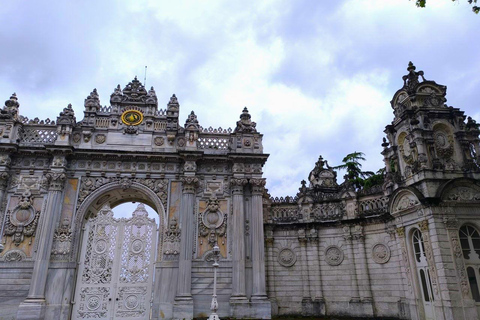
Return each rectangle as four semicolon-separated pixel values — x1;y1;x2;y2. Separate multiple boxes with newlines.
3;249;27;262
198;196;227;248
95;134;106;144
3;190;40;246
163;218;180;260
372;243;391;264
51;218;73;260
325;245;344;266
393;193;420;213
433;129;454;159
277;248;297;267
153;136;164;146
308;156;337;188
77;177;168;210
446;187;480;201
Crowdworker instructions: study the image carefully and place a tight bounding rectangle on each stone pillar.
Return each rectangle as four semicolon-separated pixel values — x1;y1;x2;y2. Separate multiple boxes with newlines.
230;178;248;301
418;220;440;301
17;171;66;320
351;225;373;303
0;172;9;251
250;178;268;300
265;227;276;301
298;231;311;302
308;228;324;301
174;176;198;319
343;226;360;302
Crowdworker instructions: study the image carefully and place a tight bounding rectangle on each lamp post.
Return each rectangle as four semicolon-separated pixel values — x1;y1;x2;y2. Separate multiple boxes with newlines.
208;243;221;320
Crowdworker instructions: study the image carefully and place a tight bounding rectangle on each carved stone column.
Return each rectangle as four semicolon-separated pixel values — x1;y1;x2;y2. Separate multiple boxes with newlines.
298;230;311;302
343;226;360;302
230;178;248;301
174;176;199;317
308;228;323;301
418;220;440;300
351;225;373;303
265;227;276;300
17;171;66;320
0;172;9;251
396;227;414;296
250;178;268;300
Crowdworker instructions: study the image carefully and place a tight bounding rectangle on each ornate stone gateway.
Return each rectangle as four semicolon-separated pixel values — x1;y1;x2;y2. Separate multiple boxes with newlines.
72;204;156;320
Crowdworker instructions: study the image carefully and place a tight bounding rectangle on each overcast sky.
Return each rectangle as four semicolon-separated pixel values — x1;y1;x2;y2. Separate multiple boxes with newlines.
1;0;479;200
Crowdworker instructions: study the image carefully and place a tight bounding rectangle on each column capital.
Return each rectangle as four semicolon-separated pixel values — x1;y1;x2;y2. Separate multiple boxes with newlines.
396;226;405;237
230;178;247;194
443;216;459;230
419;219;429;232
44;172;67;191
181;176;199;194
0;171;9;190
250;178;266;195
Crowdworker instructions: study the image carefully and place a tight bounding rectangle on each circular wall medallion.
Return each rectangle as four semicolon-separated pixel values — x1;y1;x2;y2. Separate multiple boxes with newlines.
202;210;224;229
325;245;344;266
154;136;164;146
121;110;143;126
278;248;297;267
94;239;107;254
11;207;35;227
87;296;101;310
124;295;139;310
372;243;391;264
131;239;144;254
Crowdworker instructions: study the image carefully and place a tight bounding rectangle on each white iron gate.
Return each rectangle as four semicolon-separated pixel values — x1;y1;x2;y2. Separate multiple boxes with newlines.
72;204;156;320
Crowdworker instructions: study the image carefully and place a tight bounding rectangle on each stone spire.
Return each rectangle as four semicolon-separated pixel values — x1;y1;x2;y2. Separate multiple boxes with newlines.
234;107;257;133
402;61;426;95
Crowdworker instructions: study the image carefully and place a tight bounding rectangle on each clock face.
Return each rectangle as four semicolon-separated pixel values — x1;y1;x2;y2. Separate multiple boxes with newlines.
121;110;143;126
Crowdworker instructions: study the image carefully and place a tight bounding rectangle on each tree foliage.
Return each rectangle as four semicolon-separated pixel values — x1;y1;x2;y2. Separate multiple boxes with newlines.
334;152;385;190
415;0;479;14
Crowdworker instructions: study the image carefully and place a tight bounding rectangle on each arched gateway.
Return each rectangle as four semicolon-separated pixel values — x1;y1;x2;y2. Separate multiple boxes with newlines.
0;78;270;320
2;64;480;320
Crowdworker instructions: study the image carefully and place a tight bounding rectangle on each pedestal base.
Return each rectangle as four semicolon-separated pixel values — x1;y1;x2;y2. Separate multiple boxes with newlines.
16;298;46;320
301;297;326;316
173;297;194;320
230;298;271;319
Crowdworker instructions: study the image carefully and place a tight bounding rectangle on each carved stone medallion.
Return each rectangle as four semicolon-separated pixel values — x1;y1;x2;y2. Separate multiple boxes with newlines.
372;243;391;264
278;248;297;267
177;137;186;147
325;245;344;266
95;134;106;144
153;136;164;146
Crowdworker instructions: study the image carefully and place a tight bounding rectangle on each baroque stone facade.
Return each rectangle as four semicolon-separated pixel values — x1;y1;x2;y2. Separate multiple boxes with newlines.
0;63;479;320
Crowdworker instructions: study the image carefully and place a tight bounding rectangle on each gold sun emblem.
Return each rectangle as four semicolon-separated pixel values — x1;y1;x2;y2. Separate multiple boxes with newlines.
121;110;143;126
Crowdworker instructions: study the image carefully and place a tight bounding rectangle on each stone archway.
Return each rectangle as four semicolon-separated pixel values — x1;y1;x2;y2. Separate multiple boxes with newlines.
70;181;167;320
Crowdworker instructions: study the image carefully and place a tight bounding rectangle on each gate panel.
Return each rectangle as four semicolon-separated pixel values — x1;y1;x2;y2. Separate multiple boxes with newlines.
72;204;156;320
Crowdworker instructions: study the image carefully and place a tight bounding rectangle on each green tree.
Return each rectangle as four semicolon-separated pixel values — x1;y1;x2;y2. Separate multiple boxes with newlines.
415;0;479;14
334;152;374;189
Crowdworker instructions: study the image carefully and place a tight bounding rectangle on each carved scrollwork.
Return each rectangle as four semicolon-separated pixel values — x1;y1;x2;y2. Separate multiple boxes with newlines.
77;177;169;211
198;196;227;248
3;249;26;262
163;218;180;260
230;178;247;194
51;218;73;260
181;177;199;194
3;189;40;246
250;178;266;194
45;172;67;191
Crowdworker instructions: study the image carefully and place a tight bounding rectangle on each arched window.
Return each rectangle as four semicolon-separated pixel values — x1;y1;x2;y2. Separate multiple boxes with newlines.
412;229;435;302
459;225;480;302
